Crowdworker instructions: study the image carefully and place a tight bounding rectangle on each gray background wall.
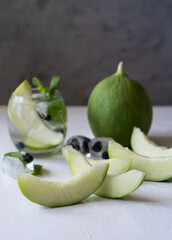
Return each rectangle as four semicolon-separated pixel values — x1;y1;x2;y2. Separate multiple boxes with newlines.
0;0;172;105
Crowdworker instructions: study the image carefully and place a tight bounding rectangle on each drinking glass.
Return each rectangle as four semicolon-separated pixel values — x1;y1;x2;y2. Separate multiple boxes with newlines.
8;88;67;157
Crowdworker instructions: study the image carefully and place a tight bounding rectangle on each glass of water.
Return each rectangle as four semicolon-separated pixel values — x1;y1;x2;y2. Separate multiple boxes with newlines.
8;88;67;157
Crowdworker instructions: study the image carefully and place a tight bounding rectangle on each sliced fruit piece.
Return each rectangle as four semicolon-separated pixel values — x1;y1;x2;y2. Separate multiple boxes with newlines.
8;80;63;147
62;145;73;162
17;162;109;207
23;138;55;150
88;158;131;176
67;150;92;175
95;170;145;198
108;140;172;181
63;147;145;198
62;146;132;175
131;127;172;157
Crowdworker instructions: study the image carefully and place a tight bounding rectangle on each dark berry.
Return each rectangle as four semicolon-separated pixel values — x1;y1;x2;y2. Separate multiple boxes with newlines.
22;153;34;163
58;128;64;134
39;113;51;121
102;151;109;159
92;141;102;152
45;115;51;121
16;142;25;150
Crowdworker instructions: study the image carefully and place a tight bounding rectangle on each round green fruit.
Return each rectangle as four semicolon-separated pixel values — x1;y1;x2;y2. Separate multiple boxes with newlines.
87;61;153;147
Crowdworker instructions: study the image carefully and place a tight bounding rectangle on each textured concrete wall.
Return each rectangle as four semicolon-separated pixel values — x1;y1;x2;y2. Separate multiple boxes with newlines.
0;0;172;105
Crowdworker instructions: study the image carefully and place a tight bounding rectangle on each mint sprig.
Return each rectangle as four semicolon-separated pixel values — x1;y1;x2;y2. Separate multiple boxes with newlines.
32;75;60;98
31;164;43;176
47;98;67;125
49;76;60;97
32;77;49;94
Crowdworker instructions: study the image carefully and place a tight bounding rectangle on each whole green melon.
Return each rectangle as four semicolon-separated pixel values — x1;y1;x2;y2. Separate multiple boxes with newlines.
87;62;153;147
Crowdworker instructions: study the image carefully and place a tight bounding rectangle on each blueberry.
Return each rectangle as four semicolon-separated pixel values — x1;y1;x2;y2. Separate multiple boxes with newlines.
44;115;51;121
102;151;109;159
22;153;34;163
92;141;102;152
16;142;25;150
67;136;91;154
58;128;64;134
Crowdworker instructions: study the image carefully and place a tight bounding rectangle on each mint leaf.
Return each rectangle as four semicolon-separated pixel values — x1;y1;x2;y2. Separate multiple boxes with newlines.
31;164;43;176
47;98;67;125
5;152;27;168
32;77;48;94
49;76;60;97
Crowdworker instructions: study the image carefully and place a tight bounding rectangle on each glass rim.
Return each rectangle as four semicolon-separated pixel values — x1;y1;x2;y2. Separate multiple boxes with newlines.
10;88;62;104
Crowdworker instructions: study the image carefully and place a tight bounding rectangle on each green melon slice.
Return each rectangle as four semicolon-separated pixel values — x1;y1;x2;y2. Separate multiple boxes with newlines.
62;146;132;175
63;147;145;198
95;170;145;198
88;158;132;176
108;140;172;181
8;80;63;147
131;127;172;157
17;162;109;207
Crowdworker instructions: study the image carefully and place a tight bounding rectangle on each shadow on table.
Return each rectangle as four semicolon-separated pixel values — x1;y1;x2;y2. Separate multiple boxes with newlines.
83;195;106;204
122;194;158;203
41;168;51;177
40;194;106;210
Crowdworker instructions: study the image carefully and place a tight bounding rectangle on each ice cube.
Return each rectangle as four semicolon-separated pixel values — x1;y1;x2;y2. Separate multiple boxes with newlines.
88;137;113;159
66;136;91;154
2;154;33;179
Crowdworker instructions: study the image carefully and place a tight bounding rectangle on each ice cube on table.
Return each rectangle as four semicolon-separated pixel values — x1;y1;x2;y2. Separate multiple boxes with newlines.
66;136;91;154
2;155;33;179
88;137;113;159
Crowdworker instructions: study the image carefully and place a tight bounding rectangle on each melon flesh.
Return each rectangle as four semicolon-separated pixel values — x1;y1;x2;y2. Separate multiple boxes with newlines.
62;146;132;176
63;147;145;198
17;162;109;207
131;127;172;157
95;170;145;198
88;158;132;176
8;80;63;147
109;140;172;181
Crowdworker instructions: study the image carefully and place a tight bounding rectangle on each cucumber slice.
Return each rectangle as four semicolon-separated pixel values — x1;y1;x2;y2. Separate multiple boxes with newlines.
62;146;132;175
8;80;63;147
131;127;172;157
63;147;145;198
109;140;172;181
17;162;109;207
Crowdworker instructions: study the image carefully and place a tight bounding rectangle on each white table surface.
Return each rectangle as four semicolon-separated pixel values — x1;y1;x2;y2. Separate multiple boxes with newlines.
0;106;172;240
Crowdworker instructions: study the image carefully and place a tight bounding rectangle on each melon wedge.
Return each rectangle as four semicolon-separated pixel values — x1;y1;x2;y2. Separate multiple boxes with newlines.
8;80;63;147
88;158;132;176
95;170;145;198
131;127;172;157
63;147;145;198
17;162;109;207
62;146;132;175
109;140;172;181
